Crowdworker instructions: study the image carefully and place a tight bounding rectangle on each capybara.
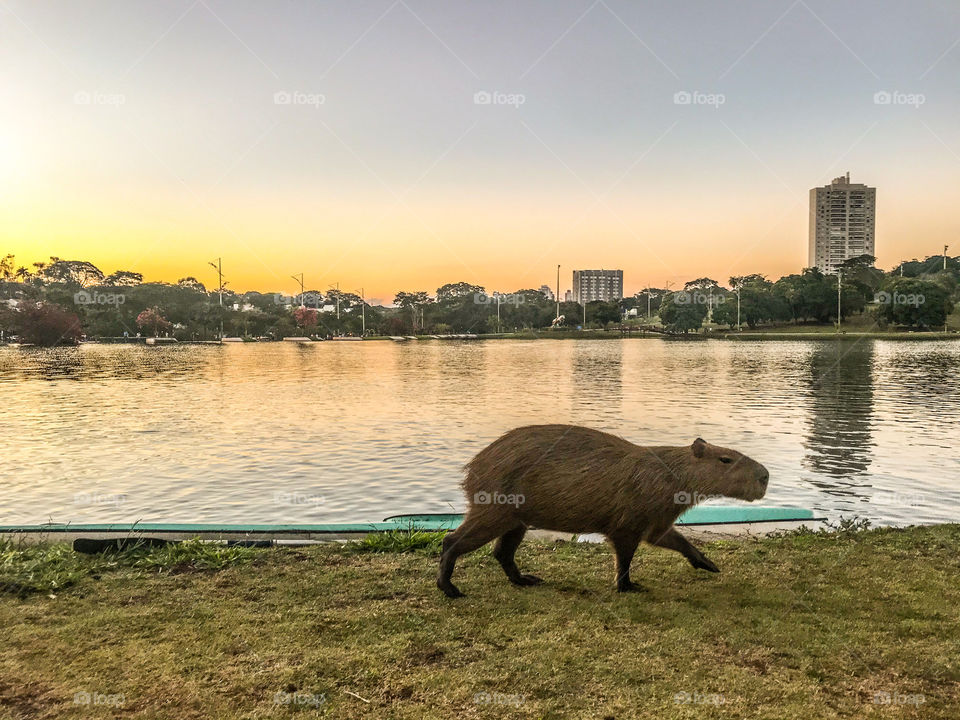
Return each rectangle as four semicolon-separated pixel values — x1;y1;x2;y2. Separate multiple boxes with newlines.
437;424;769;598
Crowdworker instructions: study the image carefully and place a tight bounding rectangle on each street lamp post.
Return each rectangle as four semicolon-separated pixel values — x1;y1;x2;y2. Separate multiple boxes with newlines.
291;273;304;307
328;283;341;320
208;258;225;340
737;287;743;332
556;265;560;320
836;268;843;332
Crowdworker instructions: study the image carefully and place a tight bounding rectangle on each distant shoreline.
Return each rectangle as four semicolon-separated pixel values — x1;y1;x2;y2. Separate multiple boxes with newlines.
5;330;960;348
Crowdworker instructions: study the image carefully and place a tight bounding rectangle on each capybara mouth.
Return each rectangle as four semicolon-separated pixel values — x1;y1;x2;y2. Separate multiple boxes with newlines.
751;469;770;500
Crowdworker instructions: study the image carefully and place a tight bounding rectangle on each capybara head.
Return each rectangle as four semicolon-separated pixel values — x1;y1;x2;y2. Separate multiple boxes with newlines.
686;438;769;501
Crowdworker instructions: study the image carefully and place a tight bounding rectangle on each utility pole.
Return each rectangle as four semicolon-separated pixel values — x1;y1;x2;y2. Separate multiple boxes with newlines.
496;292;501;331
836;269;842;332
360;288;365;335
737;286;743;332
291;273;304;307
328;283;341;320
208;258;225;340
945;245;950;271
556;264;560;320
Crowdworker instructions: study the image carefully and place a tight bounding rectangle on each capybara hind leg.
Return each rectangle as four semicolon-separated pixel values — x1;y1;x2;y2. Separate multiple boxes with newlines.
607;532;643;592
493;526;542;587
436;519;505;598
650;526;719;572
650;526;719;573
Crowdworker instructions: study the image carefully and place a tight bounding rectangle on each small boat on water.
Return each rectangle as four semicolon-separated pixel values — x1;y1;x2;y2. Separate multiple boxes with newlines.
0;507;823;546
145;337;177;345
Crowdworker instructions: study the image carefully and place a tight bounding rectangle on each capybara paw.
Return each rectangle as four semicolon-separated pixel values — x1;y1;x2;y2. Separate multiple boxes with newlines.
616;580;647;593
437;580;465;598
515;574;543;586
692;556;720;573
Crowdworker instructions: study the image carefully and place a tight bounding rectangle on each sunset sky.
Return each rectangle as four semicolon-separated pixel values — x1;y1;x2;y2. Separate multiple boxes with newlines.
2;0;958;304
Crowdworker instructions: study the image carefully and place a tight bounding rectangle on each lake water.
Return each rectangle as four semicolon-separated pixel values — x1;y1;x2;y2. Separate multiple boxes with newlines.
1;339;959;527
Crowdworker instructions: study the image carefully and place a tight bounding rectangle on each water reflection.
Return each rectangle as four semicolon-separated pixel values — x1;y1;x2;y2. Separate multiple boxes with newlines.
1;340;959;526
570;342;623;413
803;341;875;480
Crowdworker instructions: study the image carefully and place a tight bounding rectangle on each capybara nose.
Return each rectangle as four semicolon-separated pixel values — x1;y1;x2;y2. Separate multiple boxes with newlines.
759;469;769;486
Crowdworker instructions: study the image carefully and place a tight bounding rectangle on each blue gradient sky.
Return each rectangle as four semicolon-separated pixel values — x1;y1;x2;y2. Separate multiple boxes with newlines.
2;0;958;301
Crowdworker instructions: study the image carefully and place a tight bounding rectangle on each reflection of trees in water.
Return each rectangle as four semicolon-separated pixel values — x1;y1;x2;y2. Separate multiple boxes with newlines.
3;345;212;381
571;343;623;414
803;341;875;485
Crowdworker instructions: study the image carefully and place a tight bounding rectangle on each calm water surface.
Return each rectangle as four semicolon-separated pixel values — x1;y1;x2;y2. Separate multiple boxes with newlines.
1;339;959;526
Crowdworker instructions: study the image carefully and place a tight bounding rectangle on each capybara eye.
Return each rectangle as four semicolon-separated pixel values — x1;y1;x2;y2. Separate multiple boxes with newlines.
719;456;733;464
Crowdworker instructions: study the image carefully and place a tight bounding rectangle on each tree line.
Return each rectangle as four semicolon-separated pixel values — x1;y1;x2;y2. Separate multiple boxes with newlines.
1;252;957;345
652;254;958;333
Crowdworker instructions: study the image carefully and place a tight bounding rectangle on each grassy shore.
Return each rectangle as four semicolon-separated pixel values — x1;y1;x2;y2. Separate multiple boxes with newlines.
2;526;959;719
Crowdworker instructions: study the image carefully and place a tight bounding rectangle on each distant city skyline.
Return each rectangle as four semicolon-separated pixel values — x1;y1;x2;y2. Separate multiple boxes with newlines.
3;1;959;301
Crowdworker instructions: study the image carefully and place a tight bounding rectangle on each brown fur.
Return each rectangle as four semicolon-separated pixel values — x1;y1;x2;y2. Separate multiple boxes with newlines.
437;424;769;598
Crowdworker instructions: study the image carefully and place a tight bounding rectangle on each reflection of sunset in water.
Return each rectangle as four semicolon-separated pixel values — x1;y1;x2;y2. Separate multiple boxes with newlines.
2;339;958;526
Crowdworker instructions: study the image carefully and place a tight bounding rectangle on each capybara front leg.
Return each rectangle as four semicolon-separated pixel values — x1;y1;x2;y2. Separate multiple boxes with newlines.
651;526;719;573
607;533;643;592
493;525;542;587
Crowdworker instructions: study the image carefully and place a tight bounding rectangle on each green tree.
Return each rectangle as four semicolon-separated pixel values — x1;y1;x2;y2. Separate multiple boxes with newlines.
875;278;953;328
40;260;104;288
659;291;707;332
435;282;484;303
104;270;144;286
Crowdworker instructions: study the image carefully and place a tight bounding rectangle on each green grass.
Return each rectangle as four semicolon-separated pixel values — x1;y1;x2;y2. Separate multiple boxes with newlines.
1;526;958;718
347;529;445;555
0;538;259;598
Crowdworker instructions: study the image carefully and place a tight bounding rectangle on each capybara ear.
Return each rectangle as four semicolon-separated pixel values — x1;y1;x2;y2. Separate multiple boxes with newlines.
692;438;706;458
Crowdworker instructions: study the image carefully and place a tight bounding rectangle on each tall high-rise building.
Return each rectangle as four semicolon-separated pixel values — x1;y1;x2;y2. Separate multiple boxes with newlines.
538;284;555;301
572;269;623;304
808;172;876;274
